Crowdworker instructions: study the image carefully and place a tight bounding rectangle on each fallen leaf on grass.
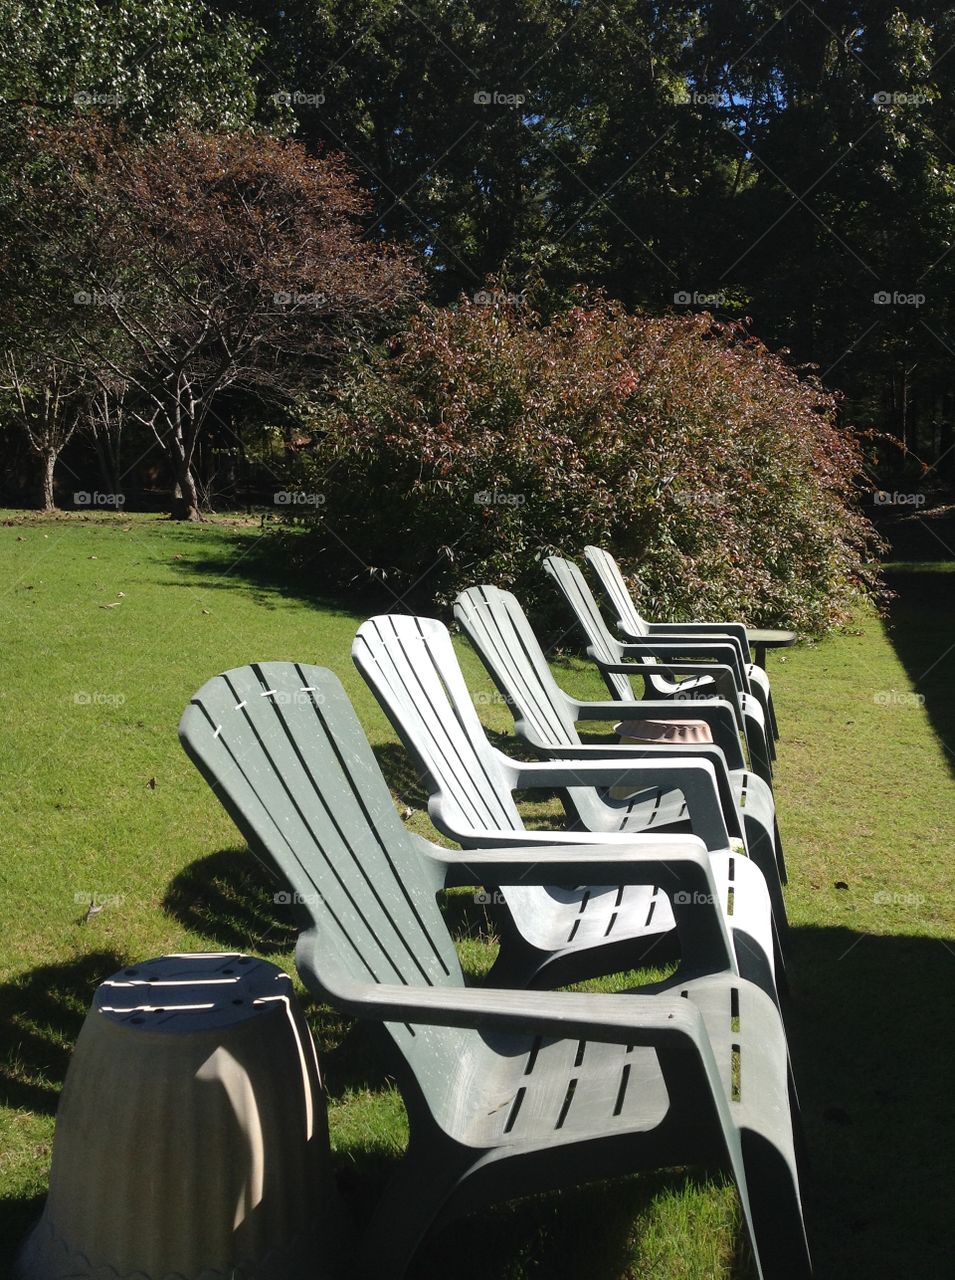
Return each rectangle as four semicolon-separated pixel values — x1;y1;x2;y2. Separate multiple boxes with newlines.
98;602;121;609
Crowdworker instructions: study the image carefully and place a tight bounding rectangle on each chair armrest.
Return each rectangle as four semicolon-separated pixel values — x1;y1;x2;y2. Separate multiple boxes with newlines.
614;639;748;688
566;696;745;767
298;934;705;1046
590;659;744;725
426;840;736;974
503;755;731;851
525;742;744;841
648;621;752;661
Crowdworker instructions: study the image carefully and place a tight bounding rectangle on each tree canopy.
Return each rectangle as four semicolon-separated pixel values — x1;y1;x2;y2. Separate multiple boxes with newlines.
246;0;955;485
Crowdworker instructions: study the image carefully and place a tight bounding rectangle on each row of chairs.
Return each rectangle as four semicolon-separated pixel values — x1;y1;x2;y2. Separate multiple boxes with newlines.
180;549;811;1279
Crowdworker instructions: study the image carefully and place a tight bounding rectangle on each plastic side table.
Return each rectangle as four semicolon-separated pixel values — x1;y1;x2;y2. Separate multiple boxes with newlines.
16;952;338;1280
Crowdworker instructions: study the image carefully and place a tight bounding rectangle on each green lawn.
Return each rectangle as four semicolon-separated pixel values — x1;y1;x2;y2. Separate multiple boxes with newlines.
1;512;953;1279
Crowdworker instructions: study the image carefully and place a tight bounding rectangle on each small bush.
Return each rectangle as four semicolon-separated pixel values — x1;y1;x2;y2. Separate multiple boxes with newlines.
291;292;883;632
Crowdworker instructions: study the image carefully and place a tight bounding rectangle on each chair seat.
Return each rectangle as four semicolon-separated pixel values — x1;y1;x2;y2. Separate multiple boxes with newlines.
599;770;773;840
439;973;793;1163
502;851;772;976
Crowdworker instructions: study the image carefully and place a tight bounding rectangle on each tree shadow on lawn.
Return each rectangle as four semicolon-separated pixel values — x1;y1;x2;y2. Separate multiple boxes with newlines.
167;522;426;618
883;563;955;776
785;925;955;1280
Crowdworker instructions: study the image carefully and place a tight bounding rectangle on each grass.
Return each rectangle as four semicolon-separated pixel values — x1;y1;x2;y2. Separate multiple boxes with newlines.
1;510;953;1279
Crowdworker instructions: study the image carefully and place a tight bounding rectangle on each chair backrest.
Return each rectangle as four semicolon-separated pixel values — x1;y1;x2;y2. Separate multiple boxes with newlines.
542;555;634;701
179;662;464;1064
353;615;525;840
454;585;581;750
584;546;650;637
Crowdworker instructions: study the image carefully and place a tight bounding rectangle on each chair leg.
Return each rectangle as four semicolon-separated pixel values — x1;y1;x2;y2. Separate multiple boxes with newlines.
744;815;789;936
774;816;788;884
359;1143;477;1280
739;1130;813;1280
767;689;781;741
751;684;778;759
744;714;774;785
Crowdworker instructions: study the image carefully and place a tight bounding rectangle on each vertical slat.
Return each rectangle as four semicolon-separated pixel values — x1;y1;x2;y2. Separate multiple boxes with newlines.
455;586;578;747
354;617;525;835
180;664;463;996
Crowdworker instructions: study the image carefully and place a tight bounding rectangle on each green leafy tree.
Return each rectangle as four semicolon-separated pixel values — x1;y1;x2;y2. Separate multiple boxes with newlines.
0;0;266;131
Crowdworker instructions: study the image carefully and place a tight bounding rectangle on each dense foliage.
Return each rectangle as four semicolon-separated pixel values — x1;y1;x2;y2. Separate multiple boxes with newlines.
293;293;882;632
224;0;955;489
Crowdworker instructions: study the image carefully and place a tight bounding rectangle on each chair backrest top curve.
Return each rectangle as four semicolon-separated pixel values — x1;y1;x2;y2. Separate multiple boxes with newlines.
454;584;580;750
353;615;525;839
179;661;464;1016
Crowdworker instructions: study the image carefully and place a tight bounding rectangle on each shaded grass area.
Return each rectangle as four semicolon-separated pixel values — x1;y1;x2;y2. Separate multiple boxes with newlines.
883;563;955;777
1;512;953;1278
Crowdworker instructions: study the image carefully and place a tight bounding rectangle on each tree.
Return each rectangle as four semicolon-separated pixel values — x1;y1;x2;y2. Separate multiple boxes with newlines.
0;352;88;510
0;0;278;509
237;0;955;486
0;0;267;134
6;123;421;518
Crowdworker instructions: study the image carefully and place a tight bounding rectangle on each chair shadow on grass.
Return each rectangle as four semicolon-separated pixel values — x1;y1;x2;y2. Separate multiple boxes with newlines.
0;950;126;1266
162;836;955;1279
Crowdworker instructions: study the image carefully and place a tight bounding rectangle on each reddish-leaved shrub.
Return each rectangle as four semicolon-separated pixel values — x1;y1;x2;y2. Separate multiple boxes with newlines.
293;291;883;632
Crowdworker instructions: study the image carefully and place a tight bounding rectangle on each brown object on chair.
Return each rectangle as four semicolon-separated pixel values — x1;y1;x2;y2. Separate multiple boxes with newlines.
614;719;714;744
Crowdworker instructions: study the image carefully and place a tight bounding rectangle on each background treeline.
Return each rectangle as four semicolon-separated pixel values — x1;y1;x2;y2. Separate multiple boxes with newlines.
0;1;949;626
245;0;955;489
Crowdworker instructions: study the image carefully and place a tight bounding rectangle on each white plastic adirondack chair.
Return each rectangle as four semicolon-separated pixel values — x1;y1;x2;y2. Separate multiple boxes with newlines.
543;554;776;781
584;545;780;741
353;614;782;1002
180;662;811;1280
453;583;788;934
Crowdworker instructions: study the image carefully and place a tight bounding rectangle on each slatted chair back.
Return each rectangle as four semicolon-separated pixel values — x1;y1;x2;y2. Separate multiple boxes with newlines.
353;615;525;840
454;584;581;751
584;546;650;637
179;662;464;1070
543;554;634;700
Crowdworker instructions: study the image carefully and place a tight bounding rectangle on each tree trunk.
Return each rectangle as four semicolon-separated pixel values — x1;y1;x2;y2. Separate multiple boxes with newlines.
39;448;57;512
170;459;201;521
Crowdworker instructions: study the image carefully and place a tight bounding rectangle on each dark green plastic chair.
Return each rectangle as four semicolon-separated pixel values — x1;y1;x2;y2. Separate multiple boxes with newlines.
453;584;788;933
543;554;776;780
584;545;780;741
180;661;811;1280
353;614;783;1000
